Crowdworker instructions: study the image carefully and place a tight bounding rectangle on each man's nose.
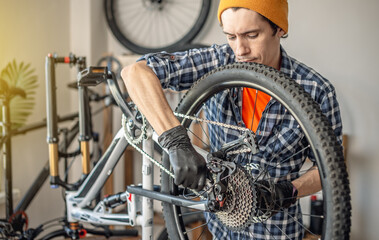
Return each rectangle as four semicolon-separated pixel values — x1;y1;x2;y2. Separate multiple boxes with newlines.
236;38;250;56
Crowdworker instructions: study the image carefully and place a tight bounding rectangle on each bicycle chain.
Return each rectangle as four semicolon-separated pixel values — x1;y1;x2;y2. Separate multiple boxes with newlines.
121;110;258;201
173;112;254;156
122;111;269;224
173;112;250;133
121;114;174;178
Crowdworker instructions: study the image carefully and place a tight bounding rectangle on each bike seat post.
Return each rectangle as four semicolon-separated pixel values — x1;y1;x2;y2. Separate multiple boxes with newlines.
142;131;154;240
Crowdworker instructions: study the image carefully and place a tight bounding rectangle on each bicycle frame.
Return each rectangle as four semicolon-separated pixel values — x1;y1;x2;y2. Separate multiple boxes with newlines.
48;67;209;239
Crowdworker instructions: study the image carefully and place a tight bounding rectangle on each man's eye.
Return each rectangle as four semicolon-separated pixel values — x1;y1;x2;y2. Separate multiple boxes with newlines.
227;35;236;40
248;34;258;39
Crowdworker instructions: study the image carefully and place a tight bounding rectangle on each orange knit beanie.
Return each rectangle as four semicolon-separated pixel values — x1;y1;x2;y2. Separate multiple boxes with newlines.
217;0;289;33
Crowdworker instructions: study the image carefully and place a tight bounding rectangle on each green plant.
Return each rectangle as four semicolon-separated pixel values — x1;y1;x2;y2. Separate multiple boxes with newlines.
0;60;38;131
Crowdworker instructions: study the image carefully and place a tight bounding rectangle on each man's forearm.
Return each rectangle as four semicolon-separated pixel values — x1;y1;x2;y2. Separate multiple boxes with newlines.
292;166;321;198
121;61;180;135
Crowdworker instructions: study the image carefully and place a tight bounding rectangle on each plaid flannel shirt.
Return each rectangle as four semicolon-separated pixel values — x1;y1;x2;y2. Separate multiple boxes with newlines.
140;44;342;240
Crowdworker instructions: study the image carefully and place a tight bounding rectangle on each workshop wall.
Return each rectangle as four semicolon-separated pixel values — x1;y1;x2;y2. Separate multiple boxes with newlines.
0;0;71;228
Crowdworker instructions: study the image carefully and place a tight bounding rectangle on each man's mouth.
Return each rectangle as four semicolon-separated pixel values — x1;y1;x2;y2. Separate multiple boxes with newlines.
237;58;258;62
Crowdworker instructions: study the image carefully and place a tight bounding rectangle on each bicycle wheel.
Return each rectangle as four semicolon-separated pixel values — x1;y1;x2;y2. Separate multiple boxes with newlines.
104;0;211;54
160;62;351;239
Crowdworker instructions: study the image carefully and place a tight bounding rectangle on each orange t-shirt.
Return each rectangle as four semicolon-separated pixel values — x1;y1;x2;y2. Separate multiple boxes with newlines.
242;88;271;132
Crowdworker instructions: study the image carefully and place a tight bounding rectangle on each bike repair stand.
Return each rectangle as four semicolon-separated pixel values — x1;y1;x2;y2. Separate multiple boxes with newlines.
142;130;154;240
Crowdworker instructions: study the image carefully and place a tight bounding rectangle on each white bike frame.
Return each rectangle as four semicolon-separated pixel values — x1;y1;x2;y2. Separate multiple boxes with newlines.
45;65;208;240
65;128;208;240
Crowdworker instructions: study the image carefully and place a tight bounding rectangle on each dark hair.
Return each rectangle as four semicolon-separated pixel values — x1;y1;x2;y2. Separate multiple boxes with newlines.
227;7;288;38
260;14;280;36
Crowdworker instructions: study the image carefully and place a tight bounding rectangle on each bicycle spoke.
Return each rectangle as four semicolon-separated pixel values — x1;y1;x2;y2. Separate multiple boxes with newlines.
195;222;208;240
184;219;210;235
277;191;322;202
117;0;138;11
255;203;325;220
259;221;277;240
249;89;259;131
261;108;287;175
257;145;312;183
198;111;210;143
258;143;310;182
286;210;319;237
187;127;210;150
179;210;204;217
272;165;318;182
272;222;292;240
165;8;188;38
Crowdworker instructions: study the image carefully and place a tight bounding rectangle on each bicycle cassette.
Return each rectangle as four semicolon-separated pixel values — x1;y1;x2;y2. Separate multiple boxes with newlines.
212;166;258;232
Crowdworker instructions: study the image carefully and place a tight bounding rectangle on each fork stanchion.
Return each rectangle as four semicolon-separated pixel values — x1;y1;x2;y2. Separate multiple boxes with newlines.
77;67;92;176
45;55;60;187
142;135;154;240
48;143;59;178
80;141;90;174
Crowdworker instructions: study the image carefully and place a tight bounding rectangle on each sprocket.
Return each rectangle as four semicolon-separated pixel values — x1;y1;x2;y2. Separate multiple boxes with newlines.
213;166;258;232
121;109;147;145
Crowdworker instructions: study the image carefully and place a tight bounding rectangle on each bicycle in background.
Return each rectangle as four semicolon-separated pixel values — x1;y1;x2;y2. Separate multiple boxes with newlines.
104;0;212;54
0;54;138;239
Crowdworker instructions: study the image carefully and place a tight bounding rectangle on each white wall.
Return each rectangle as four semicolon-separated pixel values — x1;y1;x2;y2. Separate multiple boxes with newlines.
283;1;379;239
107;0;379;239
0;0;71;226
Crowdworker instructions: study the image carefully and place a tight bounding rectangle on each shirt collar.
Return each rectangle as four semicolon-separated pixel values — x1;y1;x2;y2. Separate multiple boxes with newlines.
279;46;294;77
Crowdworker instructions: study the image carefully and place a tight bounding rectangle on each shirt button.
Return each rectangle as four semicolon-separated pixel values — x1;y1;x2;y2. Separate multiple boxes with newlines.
170;55;176;60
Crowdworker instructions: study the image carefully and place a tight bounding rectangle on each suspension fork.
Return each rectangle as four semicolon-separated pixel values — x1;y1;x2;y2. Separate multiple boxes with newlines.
45;53;88;189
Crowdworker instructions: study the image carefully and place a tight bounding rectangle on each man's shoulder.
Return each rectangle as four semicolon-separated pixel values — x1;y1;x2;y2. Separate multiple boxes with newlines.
199;43;235;61
286;54;335;94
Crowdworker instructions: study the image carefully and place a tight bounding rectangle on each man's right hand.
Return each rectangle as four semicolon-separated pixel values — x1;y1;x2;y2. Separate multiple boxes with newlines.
158;125;207;191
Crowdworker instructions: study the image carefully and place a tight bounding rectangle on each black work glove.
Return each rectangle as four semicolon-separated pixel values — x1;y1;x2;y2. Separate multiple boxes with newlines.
158;125;207;191
256;180;298;216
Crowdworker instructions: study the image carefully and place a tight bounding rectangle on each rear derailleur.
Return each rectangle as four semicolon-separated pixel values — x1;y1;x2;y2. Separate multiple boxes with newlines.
206;152;236;212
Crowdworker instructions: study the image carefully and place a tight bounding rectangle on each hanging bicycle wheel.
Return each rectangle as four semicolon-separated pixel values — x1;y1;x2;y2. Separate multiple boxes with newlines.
104;0;211;54
160;63;351;239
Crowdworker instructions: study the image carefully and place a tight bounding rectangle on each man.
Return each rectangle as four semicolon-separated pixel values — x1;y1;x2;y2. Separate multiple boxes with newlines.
121;0;342;238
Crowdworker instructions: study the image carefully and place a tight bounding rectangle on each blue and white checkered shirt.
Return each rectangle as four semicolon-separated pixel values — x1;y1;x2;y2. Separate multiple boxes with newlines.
140;44;342;239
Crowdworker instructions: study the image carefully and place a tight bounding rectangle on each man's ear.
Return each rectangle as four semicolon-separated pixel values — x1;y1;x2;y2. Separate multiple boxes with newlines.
277;28;285;38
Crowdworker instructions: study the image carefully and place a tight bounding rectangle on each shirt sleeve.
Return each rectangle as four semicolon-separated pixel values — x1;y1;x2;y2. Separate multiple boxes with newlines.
137;44;235;91
307;84;343;164
320;89;343;145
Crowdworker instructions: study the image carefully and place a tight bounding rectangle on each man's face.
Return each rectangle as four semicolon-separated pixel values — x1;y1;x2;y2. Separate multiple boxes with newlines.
221;8;285;70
